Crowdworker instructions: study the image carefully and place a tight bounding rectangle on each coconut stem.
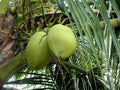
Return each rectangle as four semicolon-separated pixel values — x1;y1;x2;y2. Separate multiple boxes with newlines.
0;53;26;86
62;61;88;75
100;18;120;28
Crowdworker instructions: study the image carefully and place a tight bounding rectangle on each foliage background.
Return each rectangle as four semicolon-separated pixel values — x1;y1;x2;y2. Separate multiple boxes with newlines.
0;0;119;90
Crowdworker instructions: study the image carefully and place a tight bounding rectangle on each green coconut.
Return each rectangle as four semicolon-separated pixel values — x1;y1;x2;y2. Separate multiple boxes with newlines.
25;32;51;69
17;14;23;22
47;24;77;60
9;6;16;15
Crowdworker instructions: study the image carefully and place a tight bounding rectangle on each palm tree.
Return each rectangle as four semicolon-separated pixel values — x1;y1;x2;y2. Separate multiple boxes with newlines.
0;0;120;90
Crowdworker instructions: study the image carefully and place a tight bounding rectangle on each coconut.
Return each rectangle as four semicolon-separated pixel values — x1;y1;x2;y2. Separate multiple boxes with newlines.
47;24;77;60
26;32;51;69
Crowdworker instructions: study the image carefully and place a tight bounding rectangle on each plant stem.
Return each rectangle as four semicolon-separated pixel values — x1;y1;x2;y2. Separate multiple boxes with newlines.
0;53;26;86
100;18;120;28
62;61;88;75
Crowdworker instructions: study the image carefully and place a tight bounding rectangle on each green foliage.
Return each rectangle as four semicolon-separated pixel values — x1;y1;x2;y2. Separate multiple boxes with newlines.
3;0;120;90
62;0;120;90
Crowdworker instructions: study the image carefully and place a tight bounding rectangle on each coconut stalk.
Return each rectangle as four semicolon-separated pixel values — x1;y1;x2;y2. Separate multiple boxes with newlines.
61;60;88;74
100;18;120;28
0;53;26;87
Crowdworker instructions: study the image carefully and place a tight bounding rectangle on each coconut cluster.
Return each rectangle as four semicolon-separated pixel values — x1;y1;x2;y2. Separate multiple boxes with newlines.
25;24;77;70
